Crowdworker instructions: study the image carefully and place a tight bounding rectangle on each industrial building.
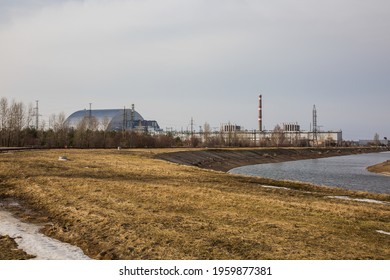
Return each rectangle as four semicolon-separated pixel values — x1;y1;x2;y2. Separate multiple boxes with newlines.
255;95;343;146
64;95;343;147
66;106;161;133
173;95;343;147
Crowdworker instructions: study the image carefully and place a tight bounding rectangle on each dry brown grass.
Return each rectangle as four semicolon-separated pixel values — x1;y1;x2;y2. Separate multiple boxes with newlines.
368;160;390;176
0;235;34;260
0;149;389;260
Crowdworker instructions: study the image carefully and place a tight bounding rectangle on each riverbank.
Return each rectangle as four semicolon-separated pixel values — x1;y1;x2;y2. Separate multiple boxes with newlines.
367;160;390;176
156;147;388;172
1;148;390;260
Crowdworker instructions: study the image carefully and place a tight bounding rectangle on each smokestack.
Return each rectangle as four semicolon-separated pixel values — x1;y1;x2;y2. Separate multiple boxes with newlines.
258;94;262;131
312;105;317;133
131;104;135;130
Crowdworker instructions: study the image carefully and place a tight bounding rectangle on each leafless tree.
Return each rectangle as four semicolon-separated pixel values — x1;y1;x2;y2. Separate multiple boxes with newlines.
271;124;286;147
373;133;380;146
48;112;69;147
0;97;9;146
25;102;34;129
203;122;211;146
6;100;25;146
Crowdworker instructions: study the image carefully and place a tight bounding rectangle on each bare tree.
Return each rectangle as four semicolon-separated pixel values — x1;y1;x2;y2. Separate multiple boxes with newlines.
74;117;88;147
6;100;25;146
373;133;380;146
102;116;110;131
271;124;285;147
87;116;99;131
0;97;9;146
203;122;211;146
101;116;111;148
47;112;69;147
26;102;34;129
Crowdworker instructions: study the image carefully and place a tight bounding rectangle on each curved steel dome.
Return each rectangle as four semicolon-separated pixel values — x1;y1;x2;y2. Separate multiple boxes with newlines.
66;109;160;132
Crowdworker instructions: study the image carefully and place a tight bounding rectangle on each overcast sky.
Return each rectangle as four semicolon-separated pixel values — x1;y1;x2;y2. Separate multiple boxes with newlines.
0;0;389;140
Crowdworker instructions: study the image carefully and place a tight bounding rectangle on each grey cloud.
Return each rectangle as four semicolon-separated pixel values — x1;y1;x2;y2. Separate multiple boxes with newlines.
0;0;389;139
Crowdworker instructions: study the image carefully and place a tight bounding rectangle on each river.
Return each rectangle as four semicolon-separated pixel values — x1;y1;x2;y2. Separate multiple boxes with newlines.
230;152;390;194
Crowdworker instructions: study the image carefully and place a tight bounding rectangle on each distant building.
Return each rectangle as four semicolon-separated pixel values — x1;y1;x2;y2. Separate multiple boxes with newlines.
66;108;161;133
283;122;300;132
359;139;389;146
221;123;241;132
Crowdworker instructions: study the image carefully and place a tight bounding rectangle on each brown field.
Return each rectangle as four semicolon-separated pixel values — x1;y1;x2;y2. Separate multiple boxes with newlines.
1;149;390;260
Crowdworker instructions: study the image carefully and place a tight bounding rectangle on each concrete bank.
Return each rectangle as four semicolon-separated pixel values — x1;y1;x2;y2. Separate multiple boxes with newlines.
156;147;389;172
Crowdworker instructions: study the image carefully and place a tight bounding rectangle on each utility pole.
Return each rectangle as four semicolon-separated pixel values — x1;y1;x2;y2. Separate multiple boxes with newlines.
89;103;92;118
313;105;318;146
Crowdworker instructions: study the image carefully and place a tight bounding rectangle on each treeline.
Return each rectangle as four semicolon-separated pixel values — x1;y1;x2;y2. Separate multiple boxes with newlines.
0;97;178;148
0;97;351;149
0;97;267;149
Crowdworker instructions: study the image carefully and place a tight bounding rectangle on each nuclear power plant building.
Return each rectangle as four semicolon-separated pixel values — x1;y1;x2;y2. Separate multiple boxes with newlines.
66;108;161;133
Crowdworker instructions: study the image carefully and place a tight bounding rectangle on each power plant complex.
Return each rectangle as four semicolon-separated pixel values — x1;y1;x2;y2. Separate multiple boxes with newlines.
65;95;343;147
66;105;161;133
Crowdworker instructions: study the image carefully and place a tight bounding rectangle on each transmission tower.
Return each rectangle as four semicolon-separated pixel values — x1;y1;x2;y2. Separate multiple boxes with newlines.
31;100;41;130
312;105;318;146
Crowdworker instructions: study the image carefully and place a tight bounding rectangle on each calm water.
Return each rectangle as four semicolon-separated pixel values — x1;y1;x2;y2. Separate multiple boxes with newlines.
230;152;390;194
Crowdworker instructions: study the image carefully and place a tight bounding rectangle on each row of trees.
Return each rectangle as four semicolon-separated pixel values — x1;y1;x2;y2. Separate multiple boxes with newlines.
0;97;181;148
0;97;34;147
0;97;351;149
0;96;289;149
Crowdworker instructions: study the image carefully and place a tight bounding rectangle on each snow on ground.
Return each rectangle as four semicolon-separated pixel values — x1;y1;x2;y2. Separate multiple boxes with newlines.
261;185;291;191
376;230;390;236
327;196;390;205
0;210;90;260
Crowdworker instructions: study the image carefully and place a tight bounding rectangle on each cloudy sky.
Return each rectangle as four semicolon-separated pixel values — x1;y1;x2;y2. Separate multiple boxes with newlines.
0;0;389;140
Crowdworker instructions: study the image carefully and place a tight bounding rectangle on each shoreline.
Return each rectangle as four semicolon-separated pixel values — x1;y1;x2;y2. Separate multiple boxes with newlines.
367;160;390;176
156;147;389;172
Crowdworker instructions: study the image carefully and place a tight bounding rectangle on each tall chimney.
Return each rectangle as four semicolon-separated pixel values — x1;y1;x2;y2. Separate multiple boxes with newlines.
131;104;135;130
258;94;262;131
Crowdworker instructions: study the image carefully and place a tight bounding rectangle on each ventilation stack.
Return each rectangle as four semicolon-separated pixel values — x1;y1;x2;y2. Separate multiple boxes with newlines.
131;104;135;130
313;105;318;144
258;95;263;131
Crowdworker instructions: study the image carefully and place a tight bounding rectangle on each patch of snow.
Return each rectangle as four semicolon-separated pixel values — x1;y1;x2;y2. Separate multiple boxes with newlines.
328;196;390;206
376;230;390;236
261;185;291;190
0;210;90;260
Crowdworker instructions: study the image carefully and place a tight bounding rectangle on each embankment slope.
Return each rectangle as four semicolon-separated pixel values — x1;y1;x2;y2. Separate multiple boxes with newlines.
156;147;387;172
368;160;390;176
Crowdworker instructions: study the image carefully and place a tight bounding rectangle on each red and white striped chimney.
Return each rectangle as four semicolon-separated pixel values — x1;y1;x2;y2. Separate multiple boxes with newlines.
258;94;262;131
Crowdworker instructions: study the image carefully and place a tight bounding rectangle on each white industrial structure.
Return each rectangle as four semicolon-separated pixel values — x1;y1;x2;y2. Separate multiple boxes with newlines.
66;105;161;133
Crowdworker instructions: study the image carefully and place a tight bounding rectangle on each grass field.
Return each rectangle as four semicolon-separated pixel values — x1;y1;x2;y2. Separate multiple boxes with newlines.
1;149;390;259
368;160;390;176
